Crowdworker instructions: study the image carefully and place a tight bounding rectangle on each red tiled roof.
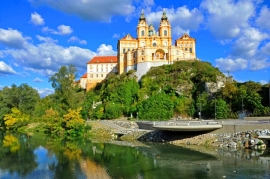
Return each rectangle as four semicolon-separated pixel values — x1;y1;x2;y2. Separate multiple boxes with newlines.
87;56;117;64
81;73;87;78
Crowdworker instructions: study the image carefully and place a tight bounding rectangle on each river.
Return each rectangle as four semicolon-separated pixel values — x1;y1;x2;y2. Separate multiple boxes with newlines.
0;134;269;179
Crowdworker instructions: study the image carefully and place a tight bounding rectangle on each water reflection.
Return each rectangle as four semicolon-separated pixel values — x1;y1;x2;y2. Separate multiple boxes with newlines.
0;134;269;179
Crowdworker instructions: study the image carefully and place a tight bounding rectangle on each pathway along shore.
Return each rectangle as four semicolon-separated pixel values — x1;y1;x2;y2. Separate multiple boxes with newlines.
88;119;270;150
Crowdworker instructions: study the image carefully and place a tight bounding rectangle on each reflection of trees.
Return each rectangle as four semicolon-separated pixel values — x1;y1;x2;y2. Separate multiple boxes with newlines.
45;140;82;179
0;134;37;176
81;143;158;179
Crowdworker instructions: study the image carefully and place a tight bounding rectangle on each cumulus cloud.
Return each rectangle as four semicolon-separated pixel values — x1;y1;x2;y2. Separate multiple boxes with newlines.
231;27;268;58
1;29;116;77
200;0;255;40
30;12;45;25
68;36;87;44
29;0;135;22
146;6;203;36
96;44;117;56
33;77;43;82
42;25;73;35
0;61;16;75
0;28;28;49
256;6;270;31
215;58;248;72
250;59;270;70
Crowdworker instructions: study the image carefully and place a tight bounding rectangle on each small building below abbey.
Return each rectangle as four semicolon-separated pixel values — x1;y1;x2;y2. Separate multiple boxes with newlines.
80;11;197;91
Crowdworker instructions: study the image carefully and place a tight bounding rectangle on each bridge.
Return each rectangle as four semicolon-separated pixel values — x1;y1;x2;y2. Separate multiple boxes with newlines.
152;120;222;131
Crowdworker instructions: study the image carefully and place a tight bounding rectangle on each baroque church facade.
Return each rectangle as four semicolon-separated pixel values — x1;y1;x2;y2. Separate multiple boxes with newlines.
80;11;197;90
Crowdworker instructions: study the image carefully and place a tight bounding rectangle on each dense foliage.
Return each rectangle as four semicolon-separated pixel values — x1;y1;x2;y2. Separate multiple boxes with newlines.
0;61;269;135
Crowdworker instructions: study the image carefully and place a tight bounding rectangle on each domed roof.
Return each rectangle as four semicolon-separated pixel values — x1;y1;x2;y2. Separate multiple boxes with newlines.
139;9;146;21
161;11;168;21
149;24;154;31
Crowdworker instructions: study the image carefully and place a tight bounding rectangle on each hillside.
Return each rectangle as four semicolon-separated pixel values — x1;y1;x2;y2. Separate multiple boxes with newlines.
84;60;242;120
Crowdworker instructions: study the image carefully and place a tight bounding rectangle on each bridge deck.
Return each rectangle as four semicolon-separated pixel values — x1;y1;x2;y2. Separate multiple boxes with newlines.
152;121;222;131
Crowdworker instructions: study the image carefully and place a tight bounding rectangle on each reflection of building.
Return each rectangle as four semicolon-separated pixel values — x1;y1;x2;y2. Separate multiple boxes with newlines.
80;159;110;179
80;10;197;90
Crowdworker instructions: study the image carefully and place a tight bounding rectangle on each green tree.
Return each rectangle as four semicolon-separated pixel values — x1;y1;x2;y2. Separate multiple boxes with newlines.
0;84;39;116
49;65;83;111
3;108;29;130
81;91;100;120
104;102;123;119
62;108;85;138
137;93;174;120
210;98;230;119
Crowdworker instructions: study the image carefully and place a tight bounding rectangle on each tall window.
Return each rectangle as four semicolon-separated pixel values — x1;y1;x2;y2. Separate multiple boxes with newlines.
123;48;126;53
164;30;167;36
141;30;145;36
189;48;192;53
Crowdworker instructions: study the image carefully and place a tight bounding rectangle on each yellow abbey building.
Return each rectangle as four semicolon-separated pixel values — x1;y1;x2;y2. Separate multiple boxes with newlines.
80;11;197;90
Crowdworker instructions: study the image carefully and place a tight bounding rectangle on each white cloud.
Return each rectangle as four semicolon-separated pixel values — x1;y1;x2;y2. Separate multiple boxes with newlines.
250;59;270;70
42;25;73;35
112;33;120;39
36;35;58;43
57;25;73;35
231;27;268;58
33;77;43;82
215;58;248;72
30;12;45;25
146;6;203;36
68;36;87;44
0;28;28;49
256;6;270;31
200;0;255;40
35;87;54;97
96;44;117;56
1;29;116;77
261;42;270;56
29;0;135;22
0;61;16;75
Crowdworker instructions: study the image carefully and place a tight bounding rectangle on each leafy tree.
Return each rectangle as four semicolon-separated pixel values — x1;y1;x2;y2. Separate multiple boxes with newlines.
49;65;83;111
210;98;230;119
81;91;100;120
62;108;85;137
3;108;29;130
137;93;174;120
0;84;39;119
90;104;104;119
104;102;123;119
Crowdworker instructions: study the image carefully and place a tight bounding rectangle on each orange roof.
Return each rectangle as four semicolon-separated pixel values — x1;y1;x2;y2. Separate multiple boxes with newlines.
87;56;117;64
81;73;87;78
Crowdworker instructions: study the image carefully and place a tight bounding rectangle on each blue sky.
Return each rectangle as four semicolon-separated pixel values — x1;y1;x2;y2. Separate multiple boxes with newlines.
0;0;270;97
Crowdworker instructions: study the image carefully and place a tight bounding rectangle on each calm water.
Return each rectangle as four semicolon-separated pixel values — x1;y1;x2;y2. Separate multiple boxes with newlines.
0;134;269;179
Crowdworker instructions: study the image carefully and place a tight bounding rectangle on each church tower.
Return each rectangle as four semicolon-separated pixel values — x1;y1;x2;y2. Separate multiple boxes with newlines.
158;10;172;47
137;10;148;47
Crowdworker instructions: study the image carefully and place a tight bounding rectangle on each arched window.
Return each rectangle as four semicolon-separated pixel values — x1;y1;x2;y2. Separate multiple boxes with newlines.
153;42;157;47
164;30;167;36
141;30;145;36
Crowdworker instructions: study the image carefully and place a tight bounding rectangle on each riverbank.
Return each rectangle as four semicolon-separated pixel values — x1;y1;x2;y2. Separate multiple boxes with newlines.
88;120;270;150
